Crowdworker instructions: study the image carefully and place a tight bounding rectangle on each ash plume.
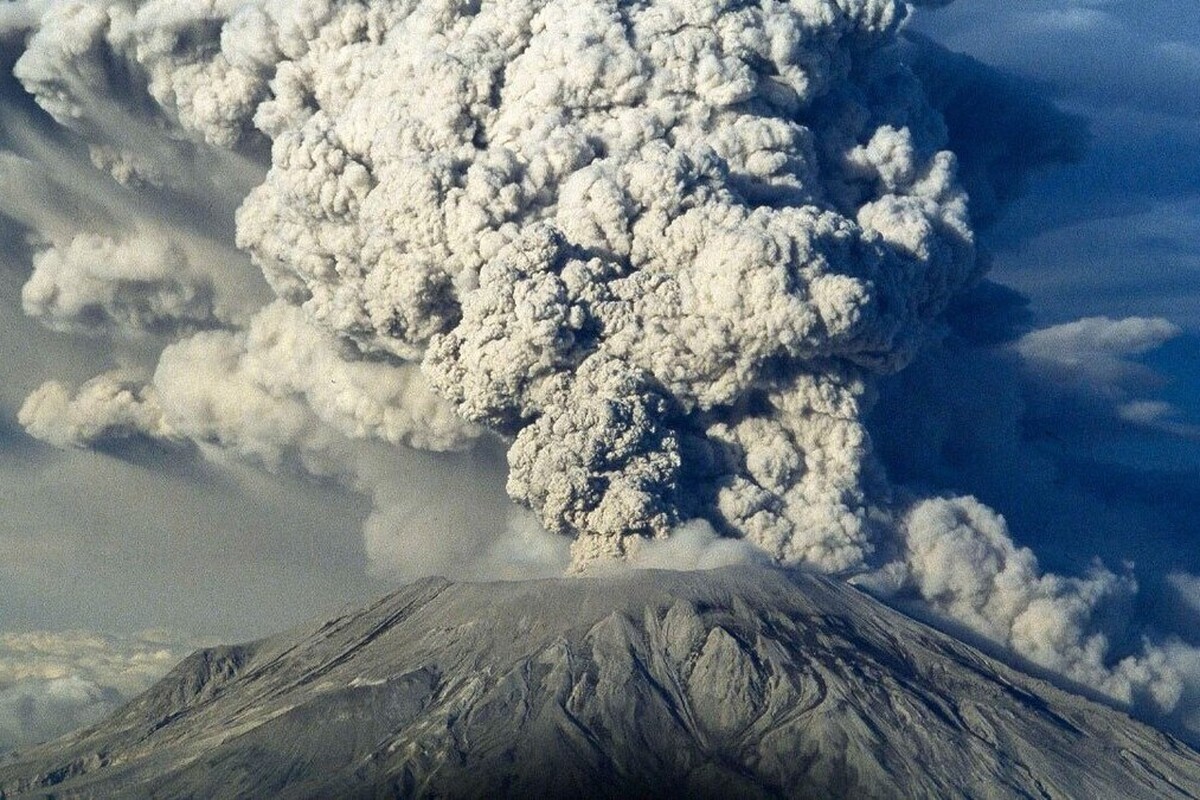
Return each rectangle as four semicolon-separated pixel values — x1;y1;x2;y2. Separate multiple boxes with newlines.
231;0;974;566
4;0;1199;740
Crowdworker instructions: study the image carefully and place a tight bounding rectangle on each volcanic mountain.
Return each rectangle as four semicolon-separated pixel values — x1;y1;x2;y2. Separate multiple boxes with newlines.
2;566;1199;799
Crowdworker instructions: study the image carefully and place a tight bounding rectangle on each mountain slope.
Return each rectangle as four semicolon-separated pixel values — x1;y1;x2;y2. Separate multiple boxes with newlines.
2;566;1199;799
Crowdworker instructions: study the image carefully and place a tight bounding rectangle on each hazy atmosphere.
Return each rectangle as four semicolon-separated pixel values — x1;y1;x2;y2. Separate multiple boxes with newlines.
1;0;1198;756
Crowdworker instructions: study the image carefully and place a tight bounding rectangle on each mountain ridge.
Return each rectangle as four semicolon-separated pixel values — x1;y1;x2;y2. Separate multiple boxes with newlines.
3;566;1199;799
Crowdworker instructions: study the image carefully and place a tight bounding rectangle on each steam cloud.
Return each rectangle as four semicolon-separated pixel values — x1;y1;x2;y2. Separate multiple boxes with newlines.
4;0;1199;739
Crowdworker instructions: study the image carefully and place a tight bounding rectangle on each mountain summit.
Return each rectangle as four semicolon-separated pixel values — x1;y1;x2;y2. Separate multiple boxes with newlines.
3;566;1199;799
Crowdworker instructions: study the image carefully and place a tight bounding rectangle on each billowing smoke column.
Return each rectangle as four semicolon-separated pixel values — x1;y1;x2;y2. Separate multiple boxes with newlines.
320;3;966;566
12;0;978;569
5;0;1199;736
212;0;973;566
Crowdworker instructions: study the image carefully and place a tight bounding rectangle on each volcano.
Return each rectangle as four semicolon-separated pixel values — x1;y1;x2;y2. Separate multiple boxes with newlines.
2;566;1199;799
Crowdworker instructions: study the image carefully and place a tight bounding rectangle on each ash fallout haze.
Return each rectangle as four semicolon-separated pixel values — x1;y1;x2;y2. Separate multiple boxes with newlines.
0;0;1197;787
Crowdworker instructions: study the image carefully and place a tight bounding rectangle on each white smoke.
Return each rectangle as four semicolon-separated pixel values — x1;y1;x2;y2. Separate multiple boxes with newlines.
4;0;1199;741
0;101;267;340
18;370;173;449
617;519;769;572
879;497;1185;713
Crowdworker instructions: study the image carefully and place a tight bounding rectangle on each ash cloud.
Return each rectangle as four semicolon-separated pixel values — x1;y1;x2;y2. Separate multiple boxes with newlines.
10;0;980;571
227;0;977;566
18;370;172;449
4;0;1200;743
0;67;269;341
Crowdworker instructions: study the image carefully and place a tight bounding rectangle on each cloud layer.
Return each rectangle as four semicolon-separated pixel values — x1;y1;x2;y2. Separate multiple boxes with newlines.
0;630;194;753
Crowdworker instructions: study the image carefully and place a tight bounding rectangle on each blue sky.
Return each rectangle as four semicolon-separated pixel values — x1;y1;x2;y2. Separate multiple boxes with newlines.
901;0;1200;622
913;1;1200;337
909;0;1200;502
